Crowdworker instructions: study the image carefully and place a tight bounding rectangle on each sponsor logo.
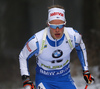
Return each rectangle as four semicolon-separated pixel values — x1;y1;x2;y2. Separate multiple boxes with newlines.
40;64;69;76
26;42;32;52
50;12;64;17
40;69;55;76
52;49;63;58
56;17;60;18
41;60;69;69
44;44;47;48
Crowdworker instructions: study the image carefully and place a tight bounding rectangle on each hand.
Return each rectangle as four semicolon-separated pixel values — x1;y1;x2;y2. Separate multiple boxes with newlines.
83;70;94;84
23;80;34;89
22;75;35;89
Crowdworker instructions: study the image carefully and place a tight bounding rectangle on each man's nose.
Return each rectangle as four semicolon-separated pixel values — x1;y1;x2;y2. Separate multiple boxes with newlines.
55;27;59;32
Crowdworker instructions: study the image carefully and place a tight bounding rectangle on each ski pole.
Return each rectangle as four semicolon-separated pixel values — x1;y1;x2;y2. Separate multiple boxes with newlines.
85;84;88;89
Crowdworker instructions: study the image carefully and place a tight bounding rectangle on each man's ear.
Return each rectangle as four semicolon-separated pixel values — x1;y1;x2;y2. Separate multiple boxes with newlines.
47;23;49;27
46;20;49;26
47;23;49;26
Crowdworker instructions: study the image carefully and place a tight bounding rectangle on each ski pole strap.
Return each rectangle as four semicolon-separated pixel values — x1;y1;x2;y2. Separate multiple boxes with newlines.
39;27;48;55
64;28;73;49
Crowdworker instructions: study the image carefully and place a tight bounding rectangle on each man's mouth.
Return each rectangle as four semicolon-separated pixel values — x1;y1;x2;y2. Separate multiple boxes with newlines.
55;33;60;37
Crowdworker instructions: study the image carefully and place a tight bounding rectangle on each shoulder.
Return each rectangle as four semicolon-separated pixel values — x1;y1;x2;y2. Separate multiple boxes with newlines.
26;35;38;52
73;29;82;43
64;27;75;39
35;28;46;41
25;28;46;52
64;27;74;33
64;27;80;35
64;27;77;36
27;28;47;51
64;27;82;43
35;29;44;37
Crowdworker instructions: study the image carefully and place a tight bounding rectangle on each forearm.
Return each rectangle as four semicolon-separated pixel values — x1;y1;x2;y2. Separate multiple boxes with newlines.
75;40;88;70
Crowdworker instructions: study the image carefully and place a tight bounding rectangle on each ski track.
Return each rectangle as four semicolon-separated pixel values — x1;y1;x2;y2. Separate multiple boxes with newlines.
1;66;99;89
17;76;100;89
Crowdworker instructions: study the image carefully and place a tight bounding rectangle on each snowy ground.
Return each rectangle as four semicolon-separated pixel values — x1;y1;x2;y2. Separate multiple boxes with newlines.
18;77;100;89
73;66;100;89
18;78;100;89
18;72;100;89
1;66;100;89
73;76;100;89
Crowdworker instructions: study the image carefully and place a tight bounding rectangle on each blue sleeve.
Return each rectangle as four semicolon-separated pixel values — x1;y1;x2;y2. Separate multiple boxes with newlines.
74;30;88;70
75;43;86;69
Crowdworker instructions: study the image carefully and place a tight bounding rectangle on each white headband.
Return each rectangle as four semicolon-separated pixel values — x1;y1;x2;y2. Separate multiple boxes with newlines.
48;8;66;22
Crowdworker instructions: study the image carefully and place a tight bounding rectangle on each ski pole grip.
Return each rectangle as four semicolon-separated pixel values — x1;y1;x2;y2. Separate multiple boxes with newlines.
24;85;31;89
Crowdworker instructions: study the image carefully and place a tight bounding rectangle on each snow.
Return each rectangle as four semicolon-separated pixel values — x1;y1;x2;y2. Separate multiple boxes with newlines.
72;66;100;89
18;79;100;89
73;76;100;89
2;66;99;89
18;71;100;89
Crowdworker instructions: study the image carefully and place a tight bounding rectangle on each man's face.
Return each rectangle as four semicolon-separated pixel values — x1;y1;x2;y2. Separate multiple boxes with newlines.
49;20;65;39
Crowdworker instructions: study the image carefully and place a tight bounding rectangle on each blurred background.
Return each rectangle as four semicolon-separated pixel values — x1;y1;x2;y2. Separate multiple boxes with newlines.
0;0;100;89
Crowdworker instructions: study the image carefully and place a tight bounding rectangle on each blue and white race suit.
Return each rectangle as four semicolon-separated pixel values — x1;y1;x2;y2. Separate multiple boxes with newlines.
19;27;88;89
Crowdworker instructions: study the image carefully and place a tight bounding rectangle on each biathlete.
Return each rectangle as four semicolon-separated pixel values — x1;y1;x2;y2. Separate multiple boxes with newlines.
19;5;94;89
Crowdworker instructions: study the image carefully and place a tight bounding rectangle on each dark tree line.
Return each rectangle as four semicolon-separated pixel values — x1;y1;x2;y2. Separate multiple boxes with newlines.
0;0;100;88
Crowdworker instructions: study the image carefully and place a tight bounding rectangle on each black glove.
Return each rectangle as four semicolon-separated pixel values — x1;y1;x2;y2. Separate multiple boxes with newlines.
22;75;34;89
83;70;94;84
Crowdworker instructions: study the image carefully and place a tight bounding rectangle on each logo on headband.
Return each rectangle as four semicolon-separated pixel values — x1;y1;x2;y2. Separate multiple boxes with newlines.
50;12;64;17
